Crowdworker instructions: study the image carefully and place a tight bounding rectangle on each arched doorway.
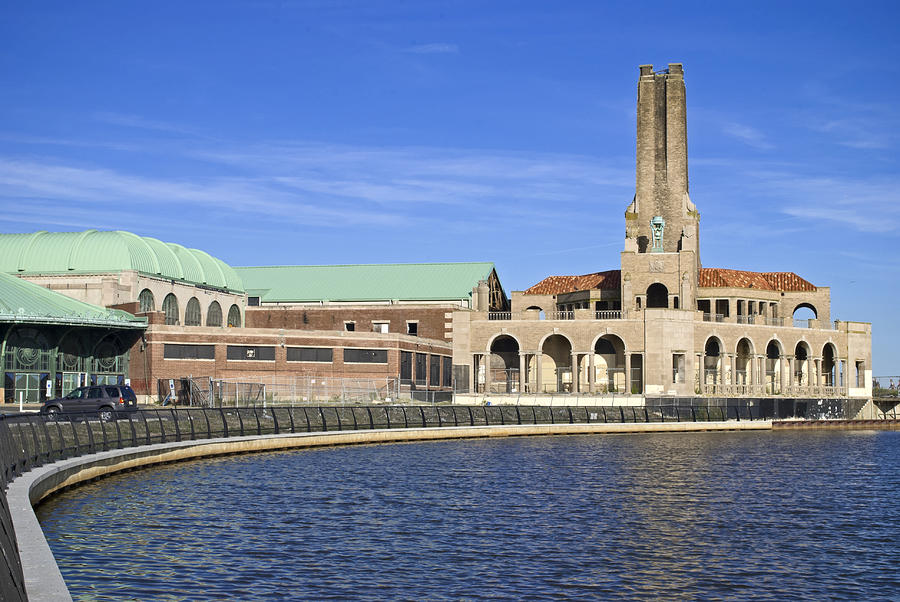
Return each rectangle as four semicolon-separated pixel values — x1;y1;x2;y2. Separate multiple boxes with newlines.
794;342;811;387
766;340;782;394
704;338;722;389
735;338;754;387
822;343;837;387
488;335;520;393
93;335;129;385
646;283;668;308
592;335;625;393
539;334;572;393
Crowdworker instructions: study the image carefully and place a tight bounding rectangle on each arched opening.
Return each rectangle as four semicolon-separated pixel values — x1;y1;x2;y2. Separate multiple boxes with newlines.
488;335;520;393
4;327;53;403
185;297;201;327
93;335;128;385
206;301;222;327
162;294;179;325
794;342;811;387
538;334;573;393
138;289;155;313
227;304;241;328
766;340;782;394
792;303;817;327
646;283;668;308
525;306;546;320
822;343;837;387
735;338;754;386
56;332;88;397
703;338;721;387
592;335;626;393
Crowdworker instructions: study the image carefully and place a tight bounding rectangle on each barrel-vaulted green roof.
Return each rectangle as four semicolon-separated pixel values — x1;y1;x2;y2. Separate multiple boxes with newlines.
234;263;497;303
0;271;146;328
0;230;243;292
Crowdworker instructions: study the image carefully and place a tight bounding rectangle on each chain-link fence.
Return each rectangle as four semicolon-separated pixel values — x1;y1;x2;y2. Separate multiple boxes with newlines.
156;376;455;407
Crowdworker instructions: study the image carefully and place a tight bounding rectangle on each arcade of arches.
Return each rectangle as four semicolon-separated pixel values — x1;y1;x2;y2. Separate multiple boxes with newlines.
1;326;139;403
477;333;644;395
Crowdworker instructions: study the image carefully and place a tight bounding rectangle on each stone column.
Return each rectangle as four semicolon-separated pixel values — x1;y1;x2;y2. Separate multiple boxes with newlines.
571;352;579;393
625;353;632;395
484;353;492;394
518;352;526;394
697;353;704;395
536;353;543;394
588;353;595;394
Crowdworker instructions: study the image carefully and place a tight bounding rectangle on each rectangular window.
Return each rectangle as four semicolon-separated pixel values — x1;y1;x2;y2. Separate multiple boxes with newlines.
286;347;333;363
856;361;863;388
429;354;440;386
672;353;685;384
226;345;276;361
372;321;389;333
343;348;388;363
248;296;260;306
344;321;356;332
415;353;427;384
442;356;452;387
400;351;413;382
164;344;215;360
406;322;418;336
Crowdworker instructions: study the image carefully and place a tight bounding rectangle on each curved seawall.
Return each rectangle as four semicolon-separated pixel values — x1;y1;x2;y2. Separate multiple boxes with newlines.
7;420;769;601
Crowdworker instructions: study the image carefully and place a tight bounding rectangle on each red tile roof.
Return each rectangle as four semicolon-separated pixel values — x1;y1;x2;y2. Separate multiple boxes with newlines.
525;270;621;295
699;268;816;292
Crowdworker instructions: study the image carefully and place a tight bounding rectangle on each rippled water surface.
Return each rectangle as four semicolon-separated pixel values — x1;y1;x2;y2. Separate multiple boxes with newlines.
37;430;900;600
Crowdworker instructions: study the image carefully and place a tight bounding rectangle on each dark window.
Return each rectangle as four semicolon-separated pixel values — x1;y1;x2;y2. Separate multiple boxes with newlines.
88;387;102;398
407;322;418;336
227;304;242;328
185;297;201;326
105;386;119;397
400;351;413;382
163;294;179;325
207;301;222;327
226;345;275;361
164;344;216;360
248;296;260;306
343;348;388;363
429;354;440;385
415;353;427;384
442;356;452;387
345;322;356;332
138;289;155;313
286;347;333;362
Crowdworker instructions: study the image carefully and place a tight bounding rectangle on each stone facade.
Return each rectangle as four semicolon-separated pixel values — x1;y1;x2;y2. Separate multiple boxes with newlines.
452;63;872;405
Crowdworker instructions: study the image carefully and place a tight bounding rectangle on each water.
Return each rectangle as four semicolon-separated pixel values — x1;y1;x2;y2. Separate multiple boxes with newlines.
37;431;900;600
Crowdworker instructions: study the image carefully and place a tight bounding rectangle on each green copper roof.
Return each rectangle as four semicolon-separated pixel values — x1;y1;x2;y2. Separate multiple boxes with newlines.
0;230;243;292
235;263;497;303
0;272;146;328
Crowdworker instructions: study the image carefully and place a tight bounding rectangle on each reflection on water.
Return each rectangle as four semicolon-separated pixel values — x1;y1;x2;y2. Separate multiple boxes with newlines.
37;431;900;600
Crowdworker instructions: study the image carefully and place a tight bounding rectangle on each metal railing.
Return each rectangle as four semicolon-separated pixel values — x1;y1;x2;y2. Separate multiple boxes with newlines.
702;313;725;322
0;404;774;491
737;315;757;325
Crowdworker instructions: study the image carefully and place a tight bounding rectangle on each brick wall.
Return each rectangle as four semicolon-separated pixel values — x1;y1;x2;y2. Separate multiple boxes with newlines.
245;305;455;341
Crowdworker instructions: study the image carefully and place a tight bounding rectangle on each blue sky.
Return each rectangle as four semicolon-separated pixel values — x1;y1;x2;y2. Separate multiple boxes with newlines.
1;1;898;372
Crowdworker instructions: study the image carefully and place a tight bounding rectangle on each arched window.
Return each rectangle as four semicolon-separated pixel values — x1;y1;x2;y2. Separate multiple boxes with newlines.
185;297;201;326
138;289;155;313
227;304;241;328
207;301;222;327
162;294;179;325
646;283;668;308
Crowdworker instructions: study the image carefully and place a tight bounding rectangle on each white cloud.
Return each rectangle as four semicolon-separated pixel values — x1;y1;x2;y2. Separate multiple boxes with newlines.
404;43;459;54
722;122;773;150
